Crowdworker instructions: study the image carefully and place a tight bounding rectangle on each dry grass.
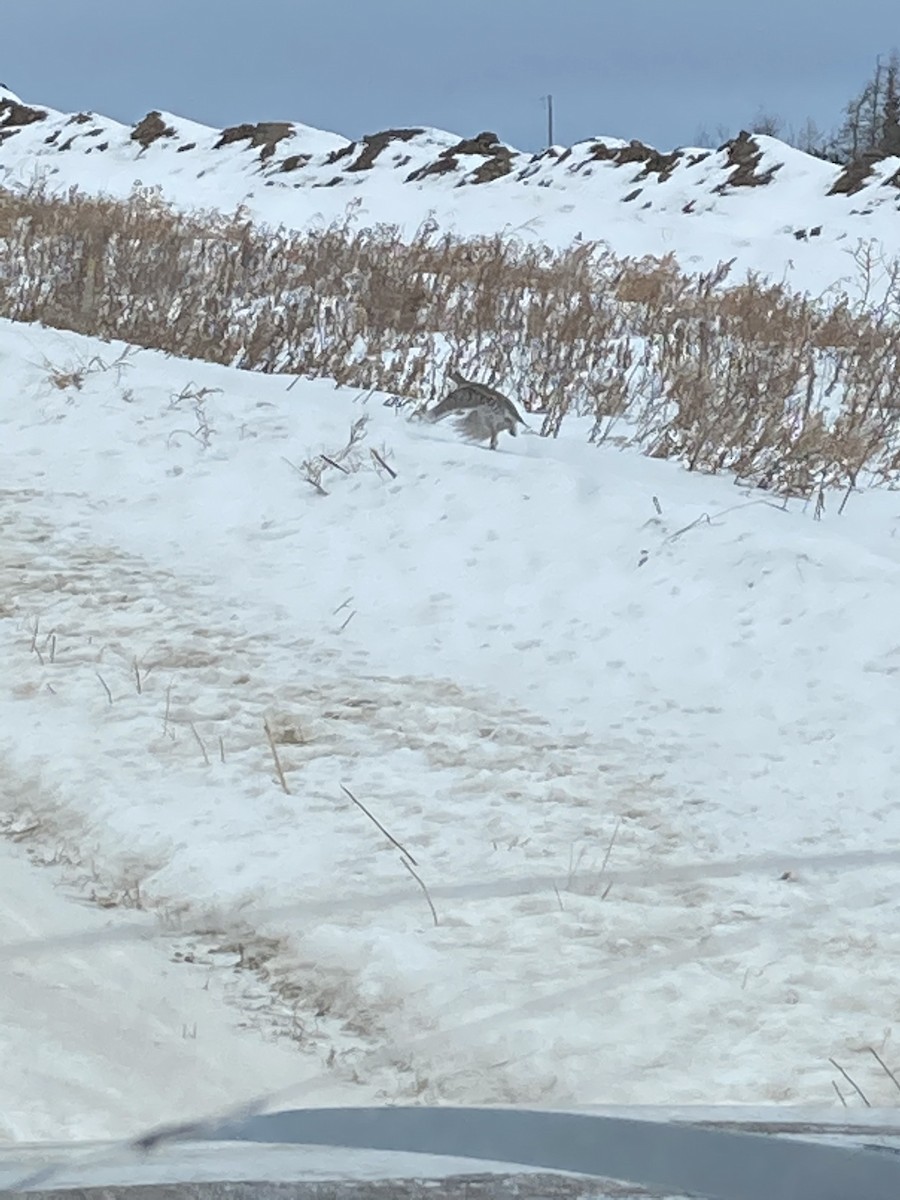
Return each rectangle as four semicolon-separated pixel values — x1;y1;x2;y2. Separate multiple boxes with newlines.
2;182;900;496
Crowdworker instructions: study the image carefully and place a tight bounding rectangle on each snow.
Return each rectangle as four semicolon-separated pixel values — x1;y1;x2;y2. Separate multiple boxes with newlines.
2;90;900;300
0;1140;544;1190
3;315;900;1149
0;838;325;1144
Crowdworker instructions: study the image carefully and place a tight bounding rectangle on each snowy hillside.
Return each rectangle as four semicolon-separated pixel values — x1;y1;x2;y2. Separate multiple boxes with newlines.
4;318;900;1134
4;74;900;1153
3;85;900;295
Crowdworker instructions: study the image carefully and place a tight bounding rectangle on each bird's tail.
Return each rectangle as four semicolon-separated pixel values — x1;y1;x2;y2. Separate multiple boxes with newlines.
454;408;495;443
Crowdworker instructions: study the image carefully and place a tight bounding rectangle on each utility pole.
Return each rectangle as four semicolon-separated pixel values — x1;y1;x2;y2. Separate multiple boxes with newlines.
545;93;555;148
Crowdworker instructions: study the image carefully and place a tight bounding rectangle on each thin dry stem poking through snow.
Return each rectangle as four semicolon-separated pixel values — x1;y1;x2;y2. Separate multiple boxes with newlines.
264;719;292;795
340;784;419;866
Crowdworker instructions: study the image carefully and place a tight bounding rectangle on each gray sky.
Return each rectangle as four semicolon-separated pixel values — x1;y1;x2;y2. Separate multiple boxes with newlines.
3;0;898;151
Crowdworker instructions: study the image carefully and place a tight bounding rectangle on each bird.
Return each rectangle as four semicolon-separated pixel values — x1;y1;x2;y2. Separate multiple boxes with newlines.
426;369;528;449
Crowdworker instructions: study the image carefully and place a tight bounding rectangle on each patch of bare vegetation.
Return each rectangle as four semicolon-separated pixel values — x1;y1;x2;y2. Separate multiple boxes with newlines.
406;130;514;184
584;138;681;182
215;120;293;160
829;152;884;196
2;184;900;497
282;414;381;496
130;111;176;150
345;128;423;172
715;130;782;190
0;96;47;143
571;131;780;190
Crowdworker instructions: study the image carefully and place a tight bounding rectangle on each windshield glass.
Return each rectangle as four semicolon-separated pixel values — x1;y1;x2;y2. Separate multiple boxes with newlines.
2;5;900;1197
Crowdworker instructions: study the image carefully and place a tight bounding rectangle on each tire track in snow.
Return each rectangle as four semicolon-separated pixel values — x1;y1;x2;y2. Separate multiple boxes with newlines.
0;839;318;1143
4;486;900;1108
8;844;900;967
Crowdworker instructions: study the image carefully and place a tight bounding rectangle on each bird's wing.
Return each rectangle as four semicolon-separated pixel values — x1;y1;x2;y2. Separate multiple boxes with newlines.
435;376;527;426
460;379;526;424
500;396;527;425
428;388;481;420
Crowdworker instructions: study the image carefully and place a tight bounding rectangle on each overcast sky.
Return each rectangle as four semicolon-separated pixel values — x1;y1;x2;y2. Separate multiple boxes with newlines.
3;0;898;151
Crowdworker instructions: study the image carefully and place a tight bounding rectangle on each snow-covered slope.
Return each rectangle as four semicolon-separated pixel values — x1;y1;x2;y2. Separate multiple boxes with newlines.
2;86;900;295
3;320;900;1122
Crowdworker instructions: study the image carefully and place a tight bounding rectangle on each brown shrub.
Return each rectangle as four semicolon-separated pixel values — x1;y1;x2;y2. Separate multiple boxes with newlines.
829;153;881;196
346;129;423;172
215;121;293;159
131;111;176;150
0;97;47;143
407;131;514;184
715;131;781;191
1;183;900;497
